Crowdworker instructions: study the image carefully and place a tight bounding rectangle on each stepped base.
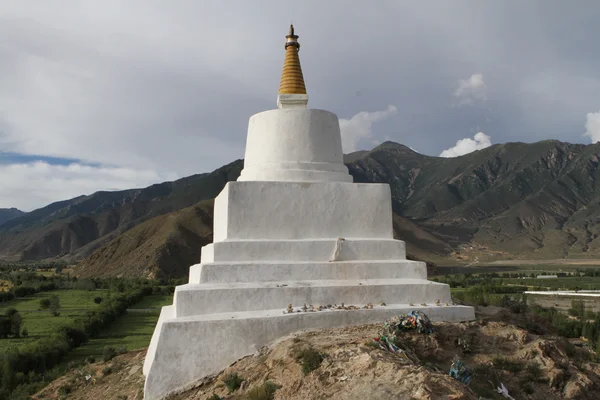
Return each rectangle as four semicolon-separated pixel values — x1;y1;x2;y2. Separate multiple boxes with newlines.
201;238;406;262
143;304;474;400
173;279;452;317
189;259;427;283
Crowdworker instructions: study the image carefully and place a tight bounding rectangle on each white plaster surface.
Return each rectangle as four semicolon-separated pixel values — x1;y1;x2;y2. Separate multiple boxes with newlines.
213;181;393;241
142;305;174;377
238;109;352;183
200;238;406;262
277;93;309;109
144;105;475;400
173;279;453;317
143;304;474;400
188;260;427;283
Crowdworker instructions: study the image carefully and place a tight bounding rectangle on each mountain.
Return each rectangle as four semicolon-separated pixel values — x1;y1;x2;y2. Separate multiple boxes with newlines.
347;140;600;260
0;208;25;226
75;200;214;280
3;139;600;270
0;161;243;262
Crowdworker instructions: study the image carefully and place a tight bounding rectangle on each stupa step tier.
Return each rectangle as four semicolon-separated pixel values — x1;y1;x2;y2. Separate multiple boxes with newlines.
173;279;453;317
189;260;426;283
200;239;406;262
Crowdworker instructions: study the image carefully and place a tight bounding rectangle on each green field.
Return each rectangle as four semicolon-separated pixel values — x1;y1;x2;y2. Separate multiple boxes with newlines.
128;294;172;309
0;289;106;351
501;277;600;290
65;294;173;362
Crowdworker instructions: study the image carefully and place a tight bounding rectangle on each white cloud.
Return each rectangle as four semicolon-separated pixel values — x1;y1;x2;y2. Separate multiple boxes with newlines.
584;111;600;143
454;73;487;105
439;132;492;157
339;106;398;153
0;161;176;211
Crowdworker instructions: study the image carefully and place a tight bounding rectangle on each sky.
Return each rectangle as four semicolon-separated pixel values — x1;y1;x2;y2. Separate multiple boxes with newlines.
1;1;600;211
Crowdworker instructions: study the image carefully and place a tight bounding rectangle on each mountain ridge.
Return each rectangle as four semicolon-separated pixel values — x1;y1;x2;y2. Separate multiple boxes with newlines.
2;139;600;274
0;208;25;226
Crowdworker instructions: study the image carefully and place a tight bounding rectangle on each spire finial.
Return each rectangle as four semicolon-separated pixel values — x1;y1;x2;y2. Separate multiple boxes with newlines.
277;24;308;108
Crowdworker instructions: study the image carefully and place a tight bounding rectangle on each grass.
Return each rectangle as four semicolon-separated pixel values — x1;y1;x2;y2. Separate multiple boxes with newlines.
501;277;600;290
247;381;281;400
0;289;104;351
293;347;324;375
223;372;244;393
128;294;172;309
63;295;170;363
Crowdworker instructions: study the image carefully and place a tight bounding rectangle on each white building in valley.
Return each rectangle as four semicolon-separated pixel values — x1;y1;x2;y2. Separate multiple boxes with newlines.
143;25;474;400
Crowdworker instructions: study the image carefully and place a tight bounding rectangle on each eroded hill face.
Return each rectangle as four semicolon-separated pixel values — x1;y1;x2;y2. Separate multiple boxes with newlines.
74;201;215;280
3;140;600;266
33;308;600;400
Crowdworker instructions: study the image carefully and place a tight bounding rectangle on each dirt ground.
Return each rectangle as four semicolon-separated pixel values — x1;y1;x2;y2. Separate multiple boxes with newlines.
34;306;600;400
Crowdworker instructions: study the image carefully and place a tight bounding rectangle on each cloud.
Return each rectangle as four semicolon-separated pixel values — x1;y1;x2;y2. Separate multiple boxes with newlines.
439;132;492;157
0;2;600;210
454;74;487;105
0;161;175;211
339;106;398;152
584;111;600;143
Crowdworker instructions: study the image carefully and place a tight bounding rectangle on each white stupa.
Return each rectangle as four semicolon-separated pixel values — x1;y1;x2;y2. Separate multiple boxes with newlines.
143;25;474;400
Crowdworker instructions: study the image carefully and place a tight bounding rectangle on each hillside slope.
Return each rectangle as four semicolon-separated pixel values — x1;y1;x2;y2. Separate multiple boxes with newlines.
34;309;600;400
0;161;242;262
348;140;600;260
75;201;214;280
0;208;24;226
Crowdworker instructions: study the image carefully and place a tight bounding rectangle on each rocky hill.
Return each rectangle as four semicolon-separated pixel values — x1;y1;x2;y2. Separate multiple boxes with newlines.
348;140;600;260
0;208;25;226
33;307;600;400
3;140;600;270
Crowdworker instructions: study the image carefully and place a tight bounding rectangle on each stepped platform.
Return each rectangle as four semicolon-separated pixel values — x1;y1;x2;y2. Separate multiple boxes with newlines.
143;303;473;400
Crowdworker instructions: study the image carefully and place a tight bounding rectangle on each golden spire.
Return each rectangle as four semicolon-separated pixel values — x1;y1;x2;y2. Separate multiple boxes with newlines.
278;24;307;95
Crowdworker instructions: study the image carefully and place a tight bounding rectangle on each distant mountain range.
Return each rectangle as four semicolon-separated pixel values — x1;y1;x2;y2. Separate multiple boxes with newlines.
0;208;25;226
2;139;600;279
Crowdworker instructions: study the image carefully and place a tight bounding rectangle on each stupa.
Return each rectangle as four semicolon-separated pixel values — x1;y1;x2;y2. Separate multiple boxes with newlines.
143;25;474;400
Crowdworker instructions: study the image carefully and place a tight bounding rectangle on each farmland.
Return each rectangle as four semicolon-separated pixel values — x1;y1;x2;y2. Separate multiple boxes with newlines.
0;289;105;351
65;294;173;363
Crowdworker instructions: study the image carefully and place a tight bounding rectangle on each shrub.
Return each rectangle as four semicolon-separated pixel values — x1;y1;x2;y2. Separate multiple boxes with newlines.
247;381;281;400
21;328;28;338
85;356;96;364
103;346;118;362
208;395;222;400
94;297;103;304
294;347;324;375
39;298;51;309
223;372;244;393
57;384;72;397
